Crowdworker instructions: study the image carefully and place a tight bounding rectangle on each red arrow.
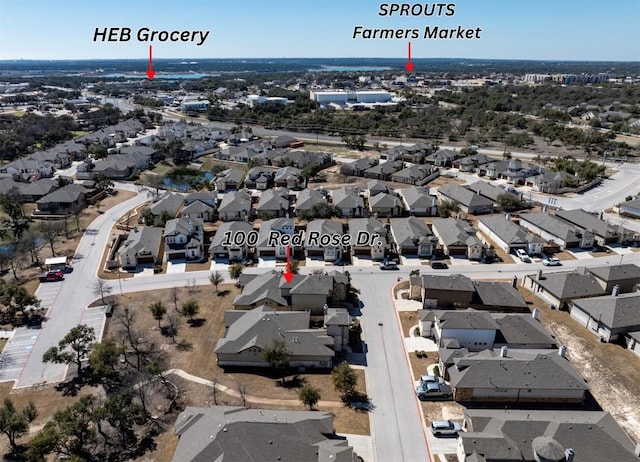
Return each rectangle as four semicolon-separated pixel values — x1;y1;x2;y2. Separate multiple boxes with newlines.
283;244;294;283
405;42;414;74
146;45;156;80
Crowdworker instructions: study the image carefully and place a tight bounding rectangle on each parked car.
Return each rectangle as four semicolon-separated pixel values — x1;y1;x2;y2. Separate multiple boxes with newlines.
39;270;63;282
542;256;562;266
415;382;452;400
516;249;531;263
430;420;462;437
430;261;448;270
380;262;399;270
420;375;445;385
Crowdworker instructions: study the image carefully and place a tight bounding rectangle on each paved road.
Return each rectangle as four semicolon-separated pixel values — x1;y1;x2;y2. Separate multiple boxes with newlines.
5;191;150;387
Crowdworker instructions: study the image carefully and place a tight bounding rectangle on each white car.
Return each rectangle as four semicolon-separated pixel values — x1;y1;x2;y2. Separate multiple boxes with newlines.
420;375;445;385
516;249;531;263
430;420;462;436
542;256;561;266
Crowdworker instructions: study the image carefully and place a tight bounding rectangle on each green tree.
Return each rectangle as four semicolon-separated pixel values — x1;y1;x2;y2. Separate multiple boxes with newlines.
298;385;321;409
263;339;290;384
149;301;167;328
496;192;524;212
438;199;459;218
331;361;358;401
93;173;114;191
181;300;200;322
0;398;37;453
342;134;366;150
94;392;146;450
42;324;96;375
289;259;300;275
228;263;243;284
89;337;121;383
0;192;27;239
209;271;224;294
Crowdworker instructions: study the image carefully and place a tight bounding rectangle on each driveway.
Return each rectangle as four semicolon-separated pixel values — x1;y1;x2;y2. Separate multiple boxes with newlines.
166;260;187;274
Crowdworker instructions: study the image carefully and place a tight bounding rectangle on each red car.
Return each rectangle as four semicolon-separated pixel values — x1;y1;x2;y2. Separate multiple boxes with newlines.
39;270;64;282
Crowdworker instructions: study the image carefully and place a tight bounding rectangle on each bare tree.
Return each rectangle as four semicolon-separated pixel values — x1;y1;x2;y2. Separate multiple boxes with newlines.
211;376;220;405
237;380;248;407
39;221;64;257
169;287;180;312
93;278;113;304
185;278;197;295
166;312;181;343
2;245;22;280
18;230;43;267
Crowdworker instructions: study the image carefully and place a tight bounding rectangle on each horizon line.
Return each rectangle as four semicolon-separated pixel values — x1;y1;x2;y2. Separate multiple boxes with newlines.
0;57;639;64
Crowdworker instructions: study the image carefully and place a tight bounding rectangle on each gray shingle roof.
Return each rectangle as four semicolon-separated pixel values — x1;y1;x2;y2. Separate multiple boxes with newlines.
36;184;89;205
571;293;640;329
464;182;514;202
519;212;581;242
555;209;621;240
431;218;482;247
438;183;494;208
492;313;556;346
389;217;433;247
462;409;638;462
534;271;606;300
430;309;500;330
232;271;288;307
448;351;588;391
149;192;184;217
472;281;528;309
421;273;475;292
173;406;354;462
398;186;437;208
256;188;289;212
588;263;640;283
348;218;387;247
369;192;402;209
218;189;252;214
295;189;326;211
478;215;544;246
331;187;363;209
209;221;254;250
305;220;343;245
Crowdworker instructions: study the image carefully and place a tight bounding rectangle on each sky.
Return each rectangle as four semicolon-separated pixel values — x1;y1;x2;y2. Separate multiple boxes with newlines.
0;0;639;61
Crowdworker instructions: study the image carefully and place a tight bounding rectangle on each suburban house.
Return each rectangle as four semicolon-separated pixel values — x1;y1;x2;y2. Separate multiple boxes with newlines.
233;271;289;309
181;191;217;222
619;198;640;218
324;308;352;352
389;217;436;257
214;307;335;369
209;221;254;262
464;181;519;204
477;214;545;255
89;155;139;179
436;183;495;215
525;170;576;193
348;218;388;260
256;187;290;218
35;184;91;214
215;167;245;191
332;188;364;217
3;158;54;180
453;153;490;172
244;167;274;190
15;179;59;203
274;166;303;189
588;263;640;293
460;410;639;462
163;217;205;261
419;274;476;308
148;192;184;220
431;218;485;259
29;149;71;170
446;349;589;403
426;149;456;167
570;293;640;342
627;332;640;358
519;212;595;249
471;280;530;312
397;186;438;216
419;309;555;350
233;271;347;314
391;164;438;185
305;219;345;262
116;226;163;269
526;268;607;310
364;160;404;180
369;192;404;217
341;157;378;176
294;189;327;217
367;179;392;198
556;208;633;245
172;406;358;462
256;218;294;258
217;189;252;221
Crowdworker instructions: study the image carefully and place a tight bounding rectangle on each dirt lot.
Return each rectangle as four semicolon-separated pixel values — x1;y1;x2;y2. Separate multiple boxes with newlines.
521;289;640;442
399;311;420;337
